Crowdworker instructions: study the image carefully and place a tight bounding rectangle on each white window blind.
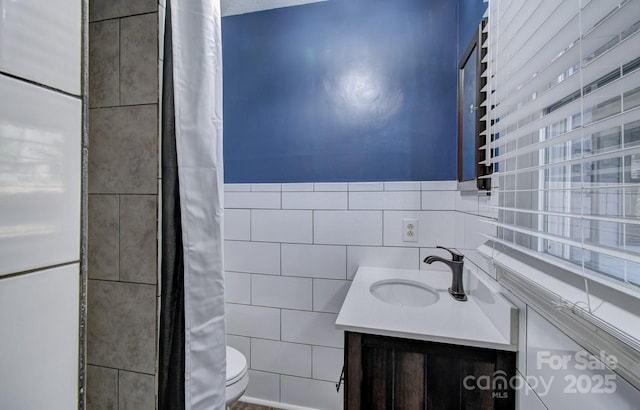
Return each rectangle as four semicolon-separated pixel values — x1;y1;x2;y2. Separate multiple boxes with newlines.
484;1;640;388
483;0;640;388
488;0;640;292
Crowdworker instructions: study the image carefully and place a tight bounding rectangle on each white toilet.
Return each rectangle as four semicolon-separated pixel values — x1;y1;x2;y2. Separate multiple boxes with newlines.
226;345;249;407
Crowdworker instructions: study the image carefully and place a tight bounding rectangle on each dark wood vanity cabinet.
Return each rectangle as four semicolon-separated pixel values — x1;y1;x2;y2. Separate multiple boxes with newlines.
344;332;516;410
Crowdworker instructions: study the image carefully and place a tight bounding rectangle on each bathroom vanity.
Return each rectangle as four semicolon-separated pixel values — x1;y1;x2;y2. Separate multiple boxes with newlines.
336;266;518;409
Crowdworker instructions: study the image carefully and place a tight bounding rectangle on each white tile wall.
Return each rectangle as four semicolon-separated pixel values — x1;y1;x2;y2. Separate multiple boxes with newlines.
245;369;280;402
349;191;421;210
383;211;456;247
226;181;640;409
0;0;81;94
224;182;460;408
282;191;348;209
251;338;311;377
346;246;420;279
281;183;314;192
348;182;383;191
251;210;312;243
224;209;250;240
226;303;280;340
0;4;82;409
251;275;312;310
314;210;383;245
224;241;280;275
422;190;456;210
455;214;466;252
455;191;479;213
251;183;281;192
314;182;347;191
225;192;280;209
281;376;343;410
421;181;457;190
281;244;346;279
223;181;530;409
312;279;350;313
383;181;421;191
312;346;344;382
224;184;251;192
462;212;495;250
0;75;81;276
224;271;251;304
0;265;79;410
281;310;343;348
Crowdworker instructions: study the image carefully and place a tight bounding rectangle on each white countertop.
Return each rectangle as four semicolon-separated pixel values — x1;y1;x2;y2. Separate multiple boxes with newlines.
335;266;518;351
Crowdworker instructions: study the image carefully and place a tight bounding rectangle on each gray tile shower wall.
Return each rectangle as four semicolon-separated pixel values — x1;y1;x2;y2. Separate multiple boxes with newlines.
86;365;118;409
120;13;159;105
89;20;119;107
88;105;157;194
87;0;160;408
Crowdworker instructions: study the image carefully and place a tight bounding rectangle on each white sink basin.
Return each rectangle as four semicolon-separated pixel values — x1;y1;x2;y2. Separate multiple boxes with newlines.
370;279;440;307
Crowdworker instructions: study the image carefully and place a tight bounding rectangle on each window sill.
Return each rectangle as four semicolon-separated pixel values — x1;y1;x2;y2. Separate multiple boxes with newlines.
476;242;640;390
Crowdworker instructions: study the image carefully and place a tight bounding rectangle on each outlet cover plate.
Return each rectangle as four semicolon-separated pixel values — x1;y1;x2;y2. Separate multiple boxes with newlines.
403;218;418;242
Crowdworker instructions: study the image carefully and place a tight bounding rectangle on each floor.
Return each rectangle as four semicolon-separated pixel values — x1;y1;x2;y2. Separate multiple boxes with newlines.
230;401;279;410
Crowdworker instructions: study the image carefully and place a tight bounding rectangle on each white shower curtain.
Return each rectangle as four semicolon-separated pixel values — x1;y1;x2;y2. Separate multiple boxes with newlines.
170;0;225;409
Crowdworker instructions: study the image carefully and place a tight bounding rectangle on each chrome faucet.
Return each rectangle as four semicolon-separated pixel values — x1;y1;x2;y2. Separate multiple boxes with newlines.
423;246;467;301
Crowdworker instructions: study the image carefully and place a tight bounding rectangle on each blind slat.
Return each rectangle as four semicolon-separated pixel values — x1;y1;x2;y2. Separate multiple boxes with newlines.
490;206;640;226
488;220;640;265
491;144;640;178
492;106;640;152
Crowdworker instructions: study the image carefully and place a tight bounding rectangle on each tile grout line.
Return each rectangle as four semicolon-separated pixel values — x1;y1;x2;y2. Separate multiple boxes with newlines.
118;194;121;281
0;71;81;100
89;102;159;110
89;10;158;24
89;363;154;376
345;245;348;280
0;260;81;281
118;17;122;106
116;369;119;409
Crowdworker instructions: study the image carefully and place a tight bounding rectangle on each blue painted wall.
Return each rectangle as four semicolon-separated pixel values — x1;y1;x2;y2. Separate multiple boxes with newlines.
222;0;458;183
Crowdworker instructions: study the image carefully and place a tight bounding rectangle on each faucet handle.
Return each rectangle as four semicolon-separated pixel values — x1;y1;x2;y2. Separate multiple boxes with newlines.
437;246;464;262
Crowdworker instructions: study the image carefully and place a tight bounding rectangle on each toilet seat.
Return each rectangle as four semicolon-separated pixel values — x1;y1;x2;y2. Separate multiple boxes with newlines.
226;346;248;386
226;346;249;406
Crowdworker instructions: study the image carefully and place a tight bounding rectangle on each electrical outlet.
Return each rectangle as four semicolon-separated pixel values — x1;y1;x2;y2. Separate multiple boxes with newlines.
402;218;418;242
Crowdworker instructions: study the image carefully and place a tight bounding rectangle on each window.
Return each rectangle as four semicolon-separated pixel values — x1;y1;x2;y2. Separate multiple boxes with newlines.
485;0;640;387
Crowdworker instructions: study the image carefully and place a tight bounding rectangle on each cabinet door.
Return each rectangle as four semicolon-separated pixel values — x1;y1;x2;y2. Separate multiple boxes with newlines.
426;343;515;410
349;333;428;409
427;355;496;410
394;351;425;409
345;332;516;410
361;345;390;410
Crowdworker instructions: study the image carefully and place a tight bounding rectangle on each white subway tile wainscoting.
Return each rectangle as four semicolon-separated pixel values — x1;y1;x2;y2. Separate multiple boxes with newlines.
224;181;467;409
225;181;640;410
